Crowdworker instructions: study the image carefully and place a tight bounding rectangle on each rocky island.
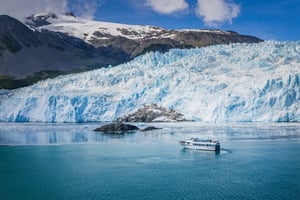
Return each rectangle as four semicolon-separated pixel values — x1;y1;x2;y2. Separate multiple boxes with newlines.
116;104;187;122
94;122;139;133
94;104;185;134
93;122;161;134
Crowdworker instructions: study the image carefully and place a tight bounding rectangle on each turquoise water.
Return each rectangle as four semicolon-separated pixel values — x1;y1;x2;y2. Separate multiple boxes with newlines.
0;123;299;200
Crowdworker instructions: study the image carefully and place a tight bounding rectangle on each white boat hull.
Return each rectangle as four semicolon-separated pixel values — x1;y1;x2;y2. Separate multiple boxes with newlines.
180;138;220;151
181;144;220;151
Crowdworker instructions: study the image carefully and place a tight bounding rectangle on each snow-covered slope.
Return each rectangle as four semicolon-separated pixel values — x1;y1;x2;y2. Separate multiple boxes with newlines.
25;12;262;51
26;12;174;42
0;41;299;123
25;12;231;42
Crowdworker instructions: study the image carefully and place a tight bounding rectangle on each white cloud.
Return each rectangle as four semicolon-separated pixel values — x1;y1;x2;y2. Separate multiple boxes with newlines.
146;0;189;14
69;0;104;20
0;0;103;21
0;0;68;21
195;0;240;26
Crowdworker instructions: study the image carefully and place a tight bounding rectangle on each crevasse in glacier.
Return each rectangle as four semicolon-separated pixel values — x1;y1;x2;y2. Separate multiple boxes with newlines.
0;41;299;122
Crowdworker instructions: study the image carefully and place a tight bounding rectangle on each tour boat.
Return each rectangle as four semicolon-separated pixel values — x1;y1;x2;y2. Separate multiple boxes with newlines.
179;138;220;151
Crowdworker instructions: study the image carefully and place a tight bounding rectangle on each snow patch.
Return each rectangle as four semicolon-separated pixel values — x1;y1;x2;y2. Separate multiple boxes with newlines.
27;13;168;42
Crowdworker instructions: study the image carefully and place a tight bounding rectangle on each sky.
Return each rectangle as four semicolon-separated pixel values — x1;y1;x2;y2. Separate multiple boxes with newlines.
0;0;299;41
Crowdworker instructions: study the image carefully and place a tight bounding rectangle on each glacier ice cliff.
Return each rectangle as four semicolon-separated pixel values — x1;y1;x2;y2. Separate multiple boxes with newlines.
0;41;300;123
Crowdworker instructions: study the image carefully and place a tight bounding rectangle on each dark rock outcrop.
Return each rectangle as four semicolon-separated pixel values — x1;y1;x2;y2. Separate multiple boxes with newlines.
93;122;161;133
116;104;186;122
141;126;162;131
94;122;139;133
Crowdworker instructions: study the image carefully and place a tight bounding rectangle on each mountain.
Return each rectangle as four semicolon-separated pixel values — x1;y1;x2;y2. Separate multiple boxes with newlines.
26;12;263;57
0;41;299;123
0;14;129;89
0;13;262;89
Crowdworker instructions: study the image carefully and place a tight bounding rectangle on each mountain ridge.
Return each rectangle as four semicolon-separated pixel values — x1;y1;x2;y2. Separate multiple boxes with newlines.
26;12;262;57
0;13;263;89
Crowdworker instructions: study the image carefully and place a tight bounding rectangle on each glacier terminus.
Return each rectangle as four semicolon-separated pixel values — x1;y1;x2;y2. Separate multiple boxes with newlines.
0;41;299;123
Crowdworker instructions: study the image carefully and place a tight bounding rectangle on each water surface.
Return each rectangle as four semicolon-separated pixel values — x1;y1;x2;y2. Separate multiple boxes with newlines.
0;122;299;200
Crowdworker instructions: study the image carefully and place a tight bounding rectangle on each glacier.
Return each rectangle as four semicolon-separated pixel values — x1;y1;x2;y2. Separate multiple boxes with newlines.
0;41;300;123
